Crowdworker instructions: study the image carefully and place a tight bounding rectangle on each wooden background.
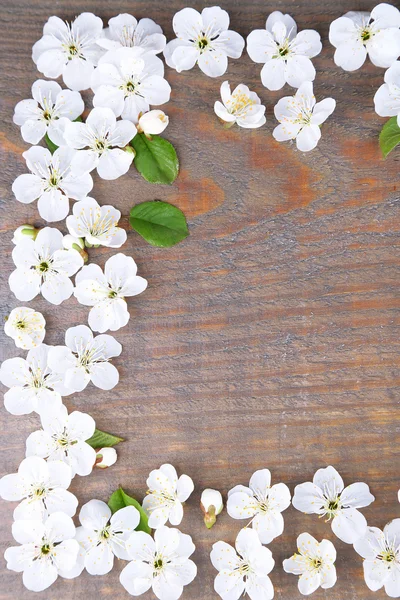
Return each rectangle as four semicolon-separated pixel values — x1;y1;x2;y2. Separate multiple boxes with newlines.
0;0;399;598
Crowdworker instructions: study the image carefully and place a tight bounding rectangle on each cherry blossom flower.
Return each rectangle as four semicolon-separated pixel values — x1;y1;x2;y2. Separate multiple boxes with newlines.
227;468;291;544
66;197;127;248
120;526;197;599
354;519;400;596
292;465;375;544
247;11;322;91
4;306;45;350
164;7;245;77
283;533;337;595
25;404;96;477
0;343;70;416
91;48;171;124
329;3;400;71
76;499;140;575
13;80;83;145
138;110;169;135
48;324;122;392
74;253;148;333
97;14;166;55
64;107;136;179
0;456;77;520
273;81;336;152
32;13;104;91
374;61;400;124
201;489;224;529
143;463;194;528
214;81;266;129
5;512;80;592
95;447;117;469
211;528;275;600
12;146;93;222
9;227;84;304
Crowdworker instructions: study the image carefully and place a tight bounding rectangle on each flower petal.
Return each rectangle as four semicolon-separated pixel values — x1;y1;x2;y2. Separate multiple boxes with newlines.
331;508;367;543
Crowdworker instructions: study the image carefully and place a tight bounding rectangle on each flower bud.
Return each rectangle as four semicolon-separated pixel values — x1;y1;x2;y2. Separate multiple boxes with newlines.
12;225;38;245
63;234;88;262
95;447;117;469
138;110;169;135
124;145;136;157
201;489;223;529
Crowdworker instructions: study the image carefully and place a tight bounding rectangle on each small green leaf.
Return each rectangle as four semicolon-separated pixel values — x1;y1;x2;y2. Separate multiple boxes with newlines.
130;133;179;184
86;428;124;448
379;116;400;158
130;200;189;247
108;488;151;533
44;133;58;154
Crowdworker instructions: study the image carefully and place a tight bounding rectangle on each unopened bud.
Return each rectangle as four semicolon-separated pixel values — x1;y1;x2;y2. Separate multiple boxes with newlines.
95;447;117;469
201;489;223;529
138;110;169;136
12;225;38;244
63;235;88;262
124;145;136;157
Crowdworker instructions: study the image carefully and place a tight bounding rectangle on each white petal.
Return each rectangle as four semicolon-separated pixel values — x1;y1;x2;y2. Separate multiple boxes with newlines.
320;564;337;590
246;574;274;600
298;571;321;595
329;16;358;47
12;174;43;204
260;59;286;91
93;84;125;117
126;530;155;561
63;57;95;91
88;298;130;333
80;499;111;530
85;543;114;575
334;41;367;71
331;508;367;543
198;50;228;77
20;120;47;144
176;474;194;502
292;29;322;58
292;481;325;514
211;541;240;572
285;55;316;88
68;441;96;476
247;29;276;63
253;510;284;543
340;482;375;509
311;98;336;125
249;469;271;492
214;569;245;600
22;559;58;591
227;491;258;519
97;148;133;180
111;505;140;538
120;560;153;595
0;474;24;501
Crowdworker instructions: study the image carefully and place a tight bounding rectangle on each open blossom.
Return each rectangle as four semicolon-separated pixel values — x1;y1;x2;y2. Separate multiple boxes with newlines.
329;3;400;71
48;324;122;392
0;456;77;520
4;306;45;350
120;526;197;599
292;465;375;544
143;463;194;528
32;13;104;91
0;343;70;416
26;404;96;477
138;110;169;135
92;48;171;124
76;499;140;575
247;11;322;91
97;13;166;55
374;61;400;124
211;528;275;600
9;227;83;304
74;253;148;333
354;519;400;597
5;512;80;592
164;6;245;77
12;146;93;222
66;197;127;248
283;533;337;595
273;81;336;152
214;81;266;129
64;107;136;180
227;468;291;544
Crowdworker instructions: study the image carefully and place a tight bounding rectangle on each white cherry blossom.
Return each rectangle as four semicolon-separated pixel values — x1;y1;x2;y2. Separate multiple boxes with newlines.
66;197;127;248
138;110;169;135
247;11;322;90
164;7;245;77
120;526;197;599
292;465;375;544
273;81;336;152
283;533;337;595
13;79;83;145
4;306;45;350
5;512;80;592
97;14;166;55
214;81;266;129
201;488;224;529
354;519;400;597
211;528;275;600
12;146;93;222
0;343;70;416
375;61;400;124
64;107;136;179
76;499;140;575
227;468;291;544
329;3;400;71
48;324;122;392
143;463;194;528
74;253;148;333
95;447;117;469
25;404;96;477
9;227;84;304
0;456;77;520
92;48;171;124
32;13;104;91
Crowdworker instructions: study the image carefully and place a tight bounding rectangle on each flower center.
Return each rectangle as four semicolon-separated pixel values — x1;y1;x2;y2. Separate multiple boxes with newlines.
15;319;26;330
41;543;51;555
229;92;255;117
38;261;50;272
33;486;46;498
197;37;209;51
360;27;372;43
154;558;163;570
126;81;136;93
95;139;107;152
100;527;111;540
108;290;119;298
379;549;397;563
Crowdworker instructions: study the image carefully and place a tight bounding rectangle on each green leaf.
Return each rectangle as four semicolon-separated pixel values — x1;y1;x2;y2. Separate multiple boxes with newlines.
130;133;179;184
379;116;400;158
108;488;151;533
86;428;124;448
130;200;189;247
44;133;58;154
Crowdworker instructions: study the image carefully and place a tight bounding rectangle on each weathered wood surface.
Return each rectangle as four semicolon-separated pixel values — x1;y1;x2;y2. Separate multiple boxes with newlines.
0;0;399;598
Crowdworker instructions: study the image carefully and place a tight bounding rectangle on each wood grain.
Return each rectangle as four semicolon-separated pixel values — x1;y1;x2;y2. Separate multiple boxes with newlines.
0;0;399;598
